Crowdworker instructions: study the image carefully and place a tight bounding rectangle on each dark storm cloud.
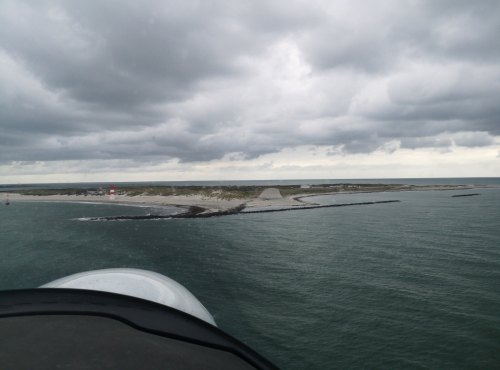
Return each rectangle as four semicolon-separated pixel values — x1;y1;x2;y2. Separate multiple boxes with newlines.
0;0;499;167
1;1;247;107
300;0;500;73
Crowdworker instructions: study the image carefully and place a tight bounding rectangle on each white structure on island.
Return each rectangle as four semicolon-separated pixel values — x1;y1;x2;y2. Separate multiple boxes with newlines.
109;185;116;200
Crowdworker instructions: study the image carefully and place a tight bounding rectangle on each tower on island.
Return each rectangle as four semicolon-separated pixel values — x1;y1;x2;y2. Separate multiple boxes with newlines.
109;185;116;200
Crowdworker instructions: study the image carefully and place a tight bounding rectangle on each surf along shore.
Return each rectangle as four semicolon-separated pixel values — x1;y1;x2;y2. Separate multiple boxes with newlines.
2;183;485;219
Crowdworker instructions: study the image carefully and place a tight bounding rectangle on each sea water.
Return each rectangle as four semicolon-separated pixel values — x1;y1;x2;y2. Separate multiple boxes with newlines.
0;181;499;369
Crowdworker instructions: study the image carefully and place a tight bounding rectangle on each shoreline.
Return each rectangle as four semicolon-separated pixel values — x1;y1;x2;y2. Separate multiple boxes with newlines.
2;184;492;218
2;193;248;214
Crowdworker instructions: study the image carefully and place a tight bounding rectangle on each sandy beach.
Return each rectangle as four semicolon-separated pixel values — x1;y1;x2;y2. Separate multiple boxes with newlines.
3;192;317;212
3;193;251;211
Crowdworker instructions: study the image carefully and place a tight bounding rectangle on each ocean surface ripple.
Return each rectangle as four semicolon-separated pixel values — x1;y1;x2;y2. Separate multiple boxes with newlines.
1;186;499;369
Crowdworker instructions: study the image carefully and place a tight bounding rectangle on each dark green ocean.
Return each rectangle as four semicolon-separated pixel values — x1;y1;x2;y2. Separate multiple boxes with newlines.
1;180;499;369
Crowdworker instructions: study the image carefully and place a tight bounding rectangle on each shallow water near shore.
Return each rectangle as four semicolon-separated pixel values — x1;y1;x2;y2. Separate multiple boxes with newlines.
1;185;500;369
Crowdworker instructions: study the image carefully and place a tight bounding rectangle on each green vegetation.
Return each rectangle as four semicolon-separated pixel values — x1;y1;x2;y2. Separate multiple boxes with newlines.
10;183;466;199
14;188;93;196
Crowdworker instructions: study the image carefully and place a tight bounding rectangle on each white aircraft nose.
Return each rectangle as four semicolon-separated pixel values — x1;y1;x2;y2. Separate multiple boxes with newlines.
41;268;216;326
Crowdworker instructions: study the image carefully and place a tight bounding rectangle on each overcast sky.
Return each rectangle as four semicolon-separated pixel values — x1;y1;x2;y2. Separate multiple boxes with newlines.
1;0;499;183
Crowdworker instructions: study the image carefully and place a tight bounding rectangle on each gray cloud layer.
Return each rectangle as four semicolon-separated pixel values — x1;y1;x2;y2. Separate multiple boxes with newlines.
1;0;499;165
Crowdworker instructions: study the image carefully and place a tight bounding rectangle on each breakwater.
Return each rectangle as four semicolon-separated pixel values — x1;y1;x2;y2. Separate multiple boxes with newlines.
241;200;401;214
79;200;400;221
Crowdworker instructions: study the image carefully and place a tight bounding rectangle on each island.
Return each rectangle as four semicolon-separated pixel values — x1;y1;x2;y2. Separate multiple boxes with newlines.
2;183;485;219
